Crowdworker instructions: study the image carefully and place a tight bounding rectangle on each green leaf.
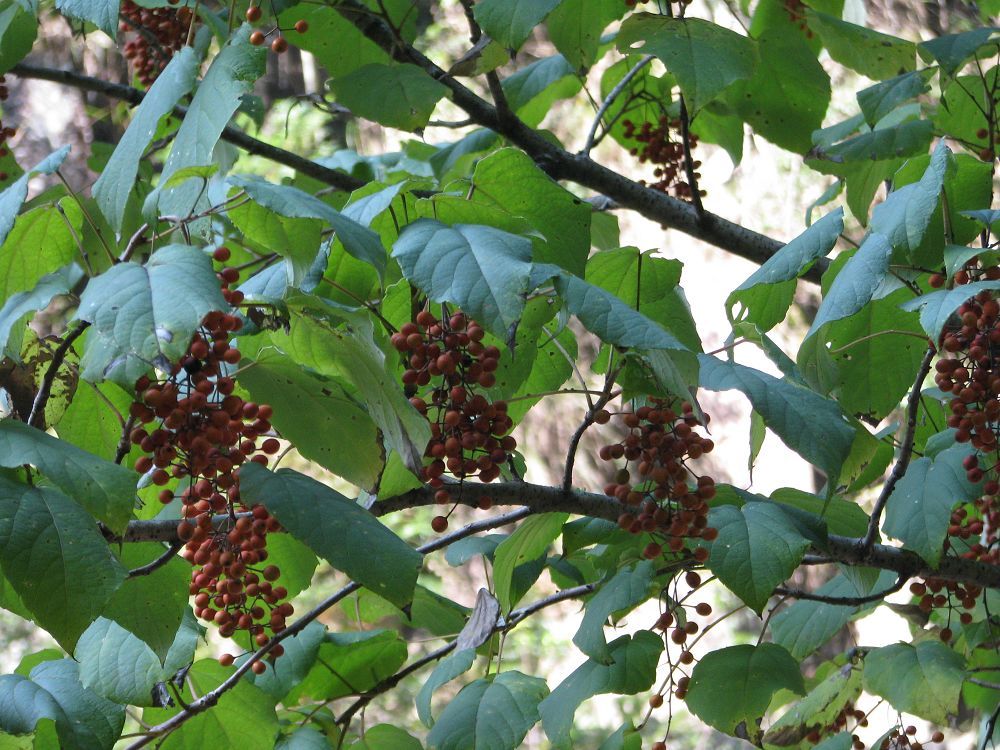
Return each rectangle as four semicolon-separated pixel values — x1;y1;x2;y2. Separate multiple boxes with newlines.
493;513;568;611
143;660;277;750
0;265;84;357
238;351;383;489
919;28;998;76
764;664;862;747
857;69;934;126
76;244;227;384
418;649;477;728
0;147;71;251
229;176;386;277
427;671;549;750
145;27;265;223
807;12;915;79
0;674;64;738
731;29;830;153
273;300;430;470
281;5;389;79
901;279;1000;340
819;120;934;165
227;199;322;287
55;0;118;36
255;531;317;600
473;0;562;49
0;2;36;75
771;570;899;659
249;621;325;700
277;727;332;750
27;659;125;750
548;267;686;351
697;355;854;483
685;644;804;741
883;444;980;566
74;617;165;706
0;199;82;305
239;464;422;608
286;629;407;703
472;149;591;277
863;641;965;723
393;219;533;336
330;63;449;131
728;208;843;330
347;725;421;750
0;479;126;650
501;55;582;127
707;502;811;614
546;0;622;71
0;420;135;533
573;561;656;663
586;248;700;350
539;632;663;749
769;487;869;538
617;14;757;113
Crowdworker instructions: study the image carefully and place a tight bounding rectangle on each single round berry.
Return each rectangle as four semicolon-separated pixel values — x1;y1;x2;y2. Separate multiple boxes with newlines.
271;35;288;53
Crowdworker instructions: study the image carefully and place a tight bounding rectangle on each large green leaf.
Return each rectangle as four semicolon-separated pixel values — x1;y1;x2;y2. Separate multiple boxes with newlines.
685;644;804;742
807;12;915;79
901;279;1000;340
285;629;407;703
771;570;902;659
238;352;383;489
500;55;582;127
0;1;36;74
546;0;622;71
919;28;998;76
229;176;386;277
142;660;277;750
227;201;322;287
76;244;227;384
418;649;477;728
863;641;965;723
0;147;70;251
732;29;830;153
0;265;84;357
92;50;199;232
697;355;854;483
0;674;64;740
472;149;591;276
707;502;811;614
330;63;448;131
617;14;756;113
427;671;549;750
857;69;935;126
0;479;126;650
572;561;656;664
764;664;863;747
55;0;118;37
882;444;980;566
239;464;422;607
25;659;125;750
539;632;663;749
279;4;389;78
728;208;843;331
348;725;421;750
0;199;82;304
586;248;700;350
249;621;325;701
0;420;134;532
274;300;432;473
393;219;533;336
493;513;568;612
144;27;265;222
74;617;166;706
473;0;562;49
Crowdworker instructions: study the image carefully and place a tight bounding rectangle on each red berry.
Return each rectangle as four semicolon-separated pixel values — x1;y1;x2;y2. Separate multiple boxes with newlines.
431;516;449;533
294;19;308;33
249;30;265;46
245;5;261;22
271;36;288;53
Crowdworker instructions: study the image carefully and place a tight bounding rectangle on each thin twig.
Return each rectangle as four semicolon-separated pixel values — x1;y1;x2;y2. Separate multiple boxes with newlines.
774;574;908;607
859;345;935;555
127;542;184;577
581;54;655;155
676;95;705;218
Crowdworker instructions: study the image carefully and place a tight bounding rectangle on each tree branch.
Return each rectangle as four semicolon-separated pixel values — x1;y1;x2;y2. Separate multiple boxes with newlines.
582;54;654;155
860;344;936;554
774;574;908;607
10;63;365;194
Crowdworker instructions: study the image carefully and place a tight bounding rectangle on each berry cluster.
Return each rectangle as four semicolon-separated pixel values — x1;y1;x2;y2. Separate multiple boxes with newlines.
877;726;945;750
802;701;867;747
976;127;997;162
246;5;308;54
621;117;704;200
128;259;289;671
599;398;717;560
120;0;192;86
390;310;516;533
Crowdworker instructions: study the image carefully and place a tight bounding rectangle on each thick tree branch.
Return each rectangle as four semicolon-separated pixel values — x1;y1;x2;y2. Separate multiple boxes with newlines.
116;479;1000;591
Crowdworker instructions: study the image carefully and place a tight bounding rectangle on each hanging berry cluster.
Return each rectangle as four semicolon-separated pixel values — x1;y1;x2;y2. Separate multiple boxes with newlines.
876;725;945;750
621;117;704;200
799;700;868;747
120;0;192;87
599;397;717;560
390;309;516;533
127;255;289;671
